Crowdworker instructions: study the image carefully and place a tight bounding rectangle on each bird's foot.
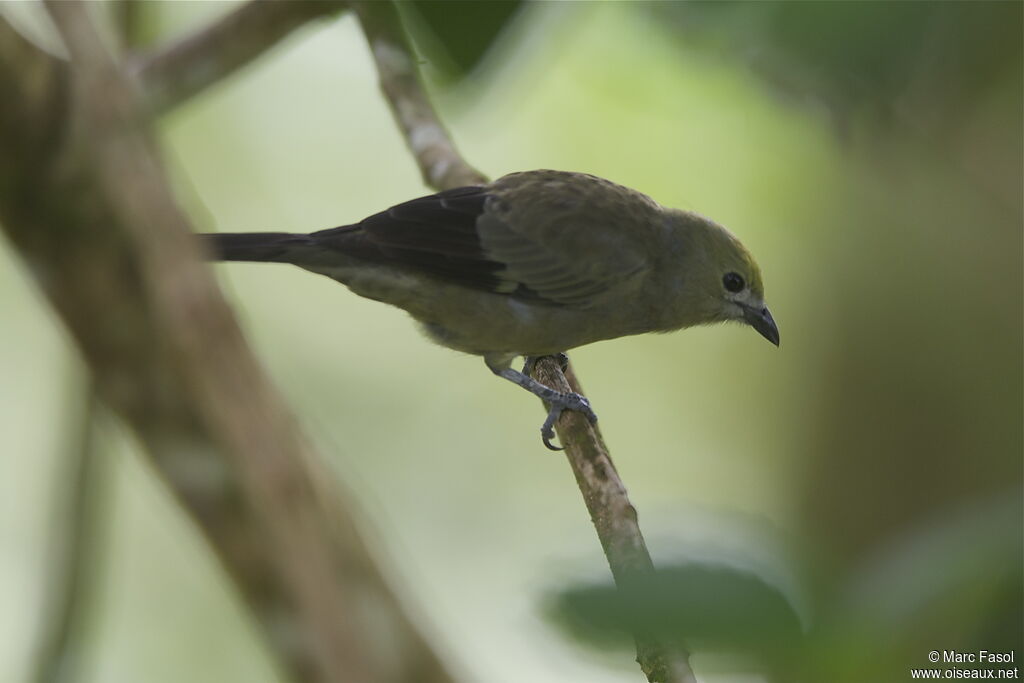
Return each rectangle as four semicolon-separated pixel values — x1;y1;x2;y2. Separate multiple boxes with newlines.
540;391;598;451
488;353;597;449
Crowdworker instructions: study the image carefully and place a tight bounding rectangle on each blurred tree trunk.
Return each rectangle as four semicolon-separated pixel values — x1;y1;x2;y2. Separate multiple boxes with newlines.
0;4;458;683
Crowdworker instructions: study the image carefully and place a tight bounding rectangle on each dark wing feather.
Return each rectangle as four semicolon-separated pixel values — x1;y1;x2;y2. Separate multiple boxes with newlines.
310;186;508;292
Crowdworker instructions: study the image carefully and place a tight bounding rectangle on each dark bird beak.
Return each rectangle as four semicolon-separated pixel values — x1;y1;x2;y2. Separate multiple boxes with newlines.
743;304;780;347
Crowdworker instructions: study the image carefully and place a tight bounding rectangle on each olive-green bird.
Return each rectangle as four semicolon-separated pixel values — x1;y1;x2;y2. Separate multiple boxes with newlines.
202;170;778;449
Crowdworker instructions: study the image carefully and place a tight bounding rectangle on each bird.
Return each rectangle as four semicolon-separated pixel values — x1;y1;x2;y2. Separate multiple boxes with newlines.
201;170;779;449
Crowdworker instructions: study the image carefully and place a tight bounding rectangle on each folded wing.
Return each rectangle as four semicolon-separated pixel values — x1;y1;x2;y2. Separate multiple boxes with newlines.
311;179;651;308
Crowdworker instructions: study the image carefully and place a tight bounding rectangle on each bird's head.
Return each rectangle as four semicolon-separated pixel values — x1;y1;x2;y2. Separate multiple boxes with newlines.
684;215;780;347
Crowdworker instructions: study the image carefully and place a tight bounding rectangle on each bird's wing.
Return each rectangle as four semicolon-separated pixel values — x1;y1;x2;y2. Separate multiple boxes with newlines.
312;186;503;291
311;182;651;308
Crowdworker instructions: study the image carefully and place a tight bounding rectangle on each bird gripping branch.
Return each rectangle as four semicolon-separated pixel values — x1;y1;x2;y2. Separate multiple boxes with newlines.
202;170;779;448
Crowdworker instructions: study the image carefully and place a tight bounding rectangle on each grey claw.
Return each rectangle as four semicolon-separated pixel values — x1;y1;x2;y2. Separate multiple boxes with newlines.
541;403;564;450
542;430;563;451
538;391;598;450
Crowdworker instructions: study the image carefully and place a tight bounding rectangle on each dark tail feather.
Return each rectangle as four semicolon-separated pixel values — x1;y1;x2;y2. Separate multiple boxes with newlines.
200;232;314;263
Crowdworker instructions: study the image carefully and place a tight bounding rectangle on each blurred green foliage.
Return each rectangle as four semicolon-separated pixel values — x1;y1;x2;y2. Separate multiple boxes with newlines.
652;1;1022;129
400;0;524;81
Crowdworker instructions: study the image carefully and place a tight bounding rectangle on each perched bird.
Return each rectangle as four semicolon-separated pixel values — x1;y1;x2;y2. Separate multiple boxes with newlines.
202;170;778;449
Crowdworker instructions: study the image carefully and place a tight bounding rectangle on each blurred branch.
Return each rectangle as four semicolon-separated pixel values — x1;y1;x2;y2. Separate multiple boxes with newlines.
350;3;696;681
352;1;487;188
128;0;349;116
533;359;698;683
0;11;65;160
1;4;458;683
31;383;104;683
111;0;145;52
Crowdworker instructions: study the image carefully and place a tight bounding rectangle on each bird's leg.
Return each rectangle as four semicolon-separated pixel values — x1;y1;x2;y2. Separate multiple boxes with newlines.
487;354;597;450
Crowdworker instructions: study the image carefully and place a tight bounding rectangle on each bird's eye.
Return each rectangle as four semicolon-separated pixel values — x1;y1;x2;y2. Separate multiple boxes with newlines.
723;272;745;293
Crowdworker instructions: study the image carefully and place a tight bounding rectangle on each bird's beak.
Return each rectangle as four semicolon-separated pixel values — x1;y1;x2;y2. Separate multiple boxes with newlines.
742;304;780;347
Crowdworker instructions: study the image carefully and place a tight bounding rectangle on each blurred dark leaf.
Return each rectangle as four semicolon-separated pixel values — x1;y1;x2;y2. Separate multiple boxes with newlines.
400;0;523;82
548;563;804;659
650;1;1023;130
547;495;1021;681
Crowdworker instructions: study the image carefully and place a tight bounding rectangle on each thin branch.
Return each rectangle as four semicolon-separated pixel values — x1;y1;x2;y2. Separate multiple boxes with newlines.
128;0;349;117
1;5;459;683
533;358;698;683
349;4;697;681
31;383;105;683
352;1;487;190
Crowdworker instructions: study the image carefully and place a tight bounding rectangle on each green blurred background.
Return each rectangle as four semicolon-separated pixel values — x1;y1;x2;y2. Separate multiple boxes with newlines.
1;2;1020;682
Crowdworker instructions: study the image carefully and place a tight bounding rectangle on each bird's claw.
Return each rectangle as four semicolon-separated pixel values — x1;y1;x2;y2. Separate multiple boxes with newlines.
540;392;598;451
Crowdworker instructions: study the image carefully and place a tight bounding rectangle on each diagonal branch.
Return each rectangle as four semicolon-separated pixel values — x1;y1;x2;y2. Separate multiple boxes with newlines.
351;0;486;189
129;0;349;116
533;359;698;683
350;3;697;681
0;4;459;683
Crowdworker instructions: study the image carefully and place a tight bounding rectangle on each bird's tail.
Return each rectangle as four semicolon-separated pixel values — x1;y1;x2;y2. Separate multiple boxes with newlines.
199;232;316;263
